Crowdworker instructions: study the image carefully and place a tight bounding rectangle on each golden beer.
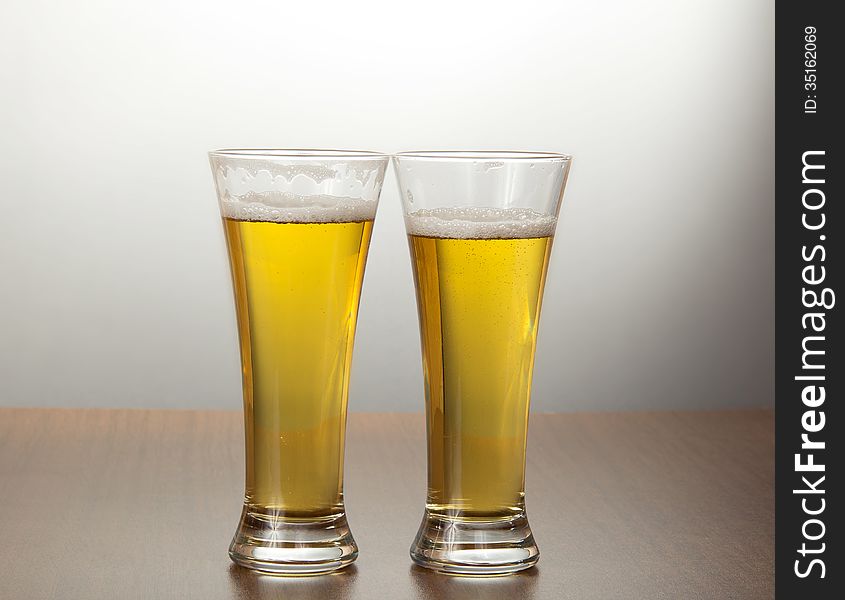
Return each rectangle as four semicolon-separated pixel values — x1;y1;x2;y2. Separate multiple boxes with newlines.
396;151;570;574
407;208;554;520
223;217;373;519
211;149;387;574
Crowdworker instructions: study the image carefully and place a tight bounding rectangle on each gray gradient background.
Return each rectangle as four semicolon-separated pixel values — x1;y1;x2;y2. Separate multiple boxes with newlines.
0;0;774;412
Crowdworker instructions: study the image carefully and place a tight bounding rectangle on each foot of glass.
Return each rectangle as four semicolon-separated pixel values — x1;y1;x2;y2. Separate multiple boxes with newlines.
229;507;357;575
410;511;539;575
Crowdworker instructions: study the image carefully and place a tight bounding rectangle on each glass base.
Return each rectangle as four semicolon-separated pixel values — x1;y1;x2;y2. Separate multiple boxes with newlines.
228;507;357;575
410;511;539;575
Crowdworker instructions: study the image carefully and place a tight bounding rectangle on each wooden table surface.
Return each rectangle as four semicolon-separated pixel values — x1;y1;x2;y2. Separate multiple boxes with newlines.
0;408;773;599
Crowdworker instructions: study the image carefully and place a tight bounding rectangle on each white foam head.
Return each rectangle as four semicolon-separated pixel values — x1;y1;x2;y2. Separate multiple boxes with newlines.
405;207;556;239
221;192;377;223
212;160;384;223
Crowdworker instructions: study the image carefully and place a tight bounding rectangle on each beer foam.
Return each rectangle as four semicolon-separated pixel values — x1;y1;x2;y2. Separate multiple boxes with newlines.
221;192;377;223
405;207;556;239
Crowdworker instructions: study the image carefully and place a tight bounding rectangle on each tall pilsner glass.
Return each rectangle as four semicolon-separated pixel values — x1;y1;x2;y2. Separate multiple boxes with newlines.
209;149;388;574
393;151;572;575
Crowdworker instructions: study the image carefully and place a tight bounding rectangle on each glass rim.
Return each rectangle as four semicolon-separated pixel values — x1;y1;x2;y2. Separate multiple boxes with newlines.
393;150;572;162
209;148;389;160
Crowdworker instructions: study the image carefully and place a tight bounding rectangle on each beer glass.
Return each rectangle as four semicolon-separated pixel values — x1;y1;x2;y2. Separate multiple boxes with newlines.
209;149;388;574
393;151;572;575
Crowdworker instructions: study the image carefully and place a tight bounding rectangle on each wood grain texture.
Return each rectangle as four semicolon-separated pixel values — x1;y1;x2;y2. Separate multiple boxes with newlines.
0;409;773;599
